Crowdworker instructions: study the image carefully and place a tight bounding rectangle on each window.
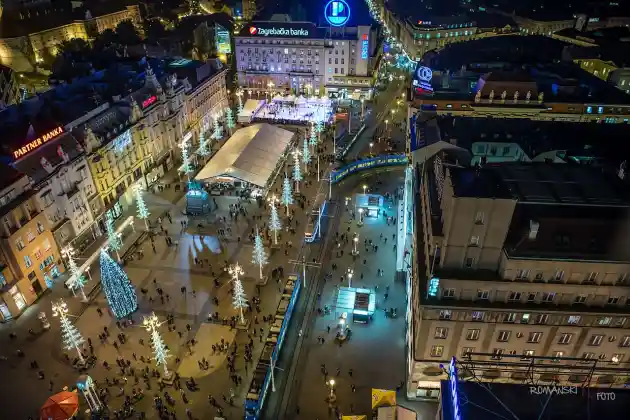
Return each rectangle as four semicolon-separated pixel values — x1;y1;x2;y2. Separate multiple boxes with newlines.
558;333;573;344
582;352;596;361
434;327;448;339
620;336;630;347
36;222;44;234
589;334;604;346
527;293;537;303
522;350;535;360
474;211;484;224
443;288;455;298
528;332;542;343
608;297;620;305
462;347;474;357
521;313;530;324
554;270;564;281
466;329;480;341
497;331;511;342
614;318;626;327
585;272;598;283
574;295;587;304
542;292;555;303
439;310;452;320
598;317;612;326
430;345;444;357
567;315;581;325
515;270;529;280
472;311;485;321
469;236;479;246
492;348;504;360
503;313;517;323
34;248;42;260
535;314;548;325
15;237;25;251
476;290;489;300
611;354;623;364
508;292;521;302
553;351;564;360
24;255;32;269
465;257;474;268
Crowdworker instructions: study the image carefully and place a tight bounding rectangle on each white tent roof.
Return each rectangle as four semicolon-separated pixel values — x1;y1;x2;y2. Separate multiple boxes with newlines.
238;99;264;117
195;123;294;188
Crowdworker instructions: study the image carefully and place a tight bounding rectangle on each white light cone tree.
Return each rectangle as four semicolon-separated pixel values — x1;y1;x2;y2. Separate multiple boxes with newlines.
105;213;122;262
213;115;223;140
302;137;311;171
226;108;235;133
179;138;192;180
197;132;210;157
143;313;171;376
281;173;294;216
251;228;269;280
309;128;318;154
52;299;85;363
292;148;302;193
229;263;247;324
133;184;150;230
62;246;88;301
268;195;282;245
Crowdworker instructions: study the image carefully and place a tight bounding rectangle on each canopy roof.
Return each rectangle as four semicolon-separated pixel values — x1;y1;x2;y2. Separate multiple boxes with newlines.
40;391;79;420
195;123;294;188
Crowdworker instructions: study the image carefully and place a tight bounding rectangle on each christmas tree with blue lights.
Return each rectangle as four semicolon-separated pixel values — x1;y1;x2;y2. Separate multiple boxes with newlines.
226;108;235;131
292;149;302;193
309;128;318;151
302;137;311;167
281;173;293;215
100;248;138;319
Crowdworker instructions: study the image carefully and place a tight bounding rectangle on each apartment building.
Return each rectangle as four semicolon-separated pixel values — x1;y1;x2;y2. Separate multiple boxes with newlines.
409;157;630;399
0;65;21;109
0;166;64;320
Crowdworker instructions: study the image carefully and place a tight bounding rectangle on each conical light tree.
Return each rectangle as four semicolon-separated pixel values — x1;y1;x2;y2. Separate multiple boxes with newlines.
281;173;293;216
52;299;85;363
268;195;282;245
309;127;318;153
100;248;138;319
105;213;122;262
133;184;150;230
302;137;311;171
143;313;171;376
292;148;302;193
62;245;87;301
228;263;247;324
179;138;192;180
213;115;223;140
251;228;269;280
226;107;235;132
197;132;210;157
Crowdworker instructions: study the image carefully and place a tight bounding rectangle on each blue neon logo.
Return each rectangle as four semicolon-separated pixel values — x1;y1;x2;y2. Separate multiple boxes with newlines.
325;0;351;27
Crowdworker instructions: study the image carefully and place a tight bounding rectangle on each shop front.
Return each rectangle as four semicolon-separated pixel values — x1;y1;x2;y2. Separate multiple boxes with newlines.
355;193;384;218
0;276;46;321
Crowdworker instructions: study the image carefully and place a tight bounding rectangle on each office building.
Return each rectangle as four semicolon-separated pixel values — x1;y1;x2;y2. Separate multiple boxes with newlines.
0;65;22;108
235;20;376;99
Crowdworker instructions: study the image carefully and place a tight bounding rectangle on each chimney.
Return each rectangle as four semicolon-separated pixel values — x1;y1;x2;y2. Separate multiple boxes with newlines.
528;220;539;240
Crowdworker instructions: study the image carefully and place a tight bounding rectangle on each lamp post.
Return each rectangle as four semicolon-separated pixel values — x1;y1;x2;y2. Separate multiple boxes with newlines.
347;268;354;287
361;98;365;120
236;89;244;113
358;208;364;226
369;142;374;155
363;184;368;195
327;378;336;397
385;119;389;133
352;235;359;256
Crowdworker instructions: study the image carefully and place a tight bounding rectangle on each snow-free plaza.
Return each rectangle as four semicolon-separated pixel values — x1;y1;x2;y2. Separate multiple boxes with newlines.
238;96;333;125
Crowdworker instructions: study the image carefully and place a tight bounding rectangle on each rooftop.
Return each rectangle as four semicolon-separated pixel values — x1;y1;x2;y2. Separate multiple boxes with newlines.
449;166;512;199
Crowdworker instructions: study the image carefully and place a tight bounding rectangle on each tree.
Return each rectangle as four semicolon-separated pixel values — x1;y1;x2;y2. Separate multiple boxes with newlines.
106;213;123;261
62;246;88;301
144;19;166;43
213;116;223;140
251;228;269;280
281;173;293;216
302;137;311;170
116;20;141;45
100;248;138;319
52;299;86;363
268;196;282;245
143;313;171;376
228;264;247;324
225;108;235;131
197;132;210;156
179;138;192;179
57;38;90;55
292;149;302;193
133;184;150;229
309;127;318;153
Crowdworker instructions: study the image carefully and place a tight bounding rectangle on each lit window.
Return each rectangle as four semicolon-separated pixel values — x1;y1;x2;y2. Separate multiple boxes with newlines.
24;255;32;269
528;332;543;343
439;310;452;320
430;345;444;357
472;311;484;321
567;315;581;325
466;329;480;340
497;331;511;342
589;334;604;346
434;327;448;339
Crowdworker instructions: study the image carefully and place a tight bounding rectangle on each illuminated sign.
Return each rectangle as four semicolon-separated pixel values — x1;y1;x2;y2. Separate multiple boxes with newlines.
331;154;407;183
142;95;157;108
417;20;433;25
248;26;309;37
216;27;232;54
361;34;369;60
428;277;439;297
449;357;462;420
413;65;433;93
325;0;351;27
113;130;132;154
13;126;64;159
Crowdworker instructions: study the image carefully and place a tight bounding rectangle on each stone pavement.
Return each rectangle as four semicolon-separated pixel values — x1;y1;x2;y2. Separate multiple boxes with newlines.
0;140;333;418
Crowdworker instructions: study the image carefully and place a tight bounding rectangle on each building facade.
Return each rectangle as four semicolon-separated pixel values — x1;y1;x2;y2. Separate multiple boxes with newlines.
407;152;630;399
235;21;376;99
0;64;21;108
0;169;64;320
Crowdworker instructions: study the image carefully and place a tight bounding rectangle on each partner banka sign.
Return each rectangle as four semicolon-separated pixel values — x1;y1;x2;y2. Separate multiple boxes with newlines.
248;26;309;37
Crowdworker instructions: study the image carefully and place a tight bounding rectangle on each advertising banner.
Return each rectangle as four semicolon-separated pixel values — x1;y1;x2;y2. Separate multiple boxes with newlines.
331;154;408;184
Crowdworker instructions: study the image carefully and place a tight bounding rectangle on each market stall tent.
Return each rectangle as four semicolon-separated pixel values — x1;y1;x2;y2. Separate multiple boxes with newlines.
195;123;295;189
40;391;79;420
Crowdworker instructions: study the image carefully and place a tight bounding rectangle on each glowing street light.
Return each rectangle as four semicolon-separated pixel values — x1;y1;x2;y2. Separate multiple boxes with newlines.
363;184;368;194
358;208;364;226
385;119;389;132
352;235;359;256
369;142;374;155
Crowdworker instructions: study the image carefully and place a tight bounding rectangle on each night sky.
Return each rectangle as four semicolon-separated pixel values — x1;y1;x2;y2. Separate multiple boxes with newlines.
264;0;374;27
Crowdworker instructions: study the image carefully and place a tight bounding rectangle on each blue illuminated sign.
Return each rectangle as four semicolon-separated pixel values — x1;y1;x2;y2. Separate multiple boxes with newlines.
361;40;369;59
331;154;408;184
428;277;439;297
449;357;462;420
325;0;351;27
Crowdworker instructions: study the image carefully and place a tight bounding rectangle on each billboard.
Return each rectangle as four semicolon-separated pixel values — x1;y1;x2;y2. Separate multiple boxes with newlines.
331;154;408;184
216;25;231;54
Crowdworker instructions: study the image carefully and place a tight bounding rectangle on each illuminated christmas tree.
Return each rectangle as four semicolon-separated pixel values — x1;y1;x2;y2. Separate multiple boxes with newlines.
226;108;235;131
228;264;247;324
268;195;282;245
309;127;318;151
99;248;138;319
302;137;311;169
179;138;192;179
105;213;122;261
62;246;87;301
292;149;302;193
143;313;171;376
133;184;150;229
213;116;223;140
52;299;86;363
281;173;293;216
251;228;268;280
197;132;210;156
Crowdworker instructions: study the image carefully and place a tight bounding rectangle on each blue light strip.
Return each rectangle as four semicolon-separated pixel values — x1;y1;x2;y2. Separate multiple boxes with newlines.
330;154;408;184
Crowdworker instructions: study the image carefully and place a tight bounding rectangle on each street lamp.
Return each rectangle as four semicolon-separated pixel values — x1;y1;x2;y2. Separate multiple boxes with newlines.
361;98;365;120
352;235;359;256
369;142;374;155
385;119;389;132
358;208;364;226
52;299;85;364
347;268;354;287
363;184;368;194
327;378;336;397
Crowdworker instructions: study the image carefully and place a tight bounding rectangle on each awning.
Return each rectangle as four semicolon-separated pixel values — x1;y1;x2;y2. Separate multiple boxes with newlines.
195;123;295;188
